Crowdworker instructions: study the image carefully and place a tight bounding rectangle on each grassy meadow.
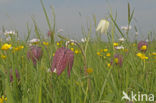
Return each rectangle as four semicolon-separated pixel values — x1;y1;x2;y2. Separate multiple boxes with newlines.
0;1;156;103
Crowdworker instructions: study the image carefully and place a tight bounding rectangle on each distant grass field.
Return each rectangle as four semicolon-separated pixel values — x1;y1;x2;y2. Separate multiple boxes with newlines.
0;1;156;103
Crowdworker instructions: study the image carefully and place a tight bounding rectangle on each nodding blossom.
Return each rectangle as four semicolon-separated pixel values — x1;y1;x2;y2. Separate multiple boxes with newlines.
138;41;148;52
51;47;74;77
111;54;123;67
96;19;109;34
27;46;43;66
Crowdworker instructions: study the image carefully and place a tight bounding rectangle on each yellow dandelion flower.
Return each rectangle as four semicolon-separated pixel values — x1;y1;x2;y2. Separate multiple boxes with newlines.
141;45;147;51
56;42;60;46
71;42;75;46
97;52;101;56
43;42;49;46
114;58;119;63
86;68;93;74
103;49;108;52
18;45;24;49
70;48;74;51
136;53;143;57
106;53;111;57
152;52;156;56
75;50;79;54
53;53;55;56
1;43;12;50
113;43;118;47
1;55;6;59
107;63;111;67
136;53;148;60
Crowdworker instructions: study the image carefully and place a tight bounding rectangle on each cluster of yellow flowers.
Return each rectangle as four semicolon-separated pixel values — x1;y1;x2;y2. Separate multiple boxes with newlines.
0;96;7;103
12;45;24;52
43;41;49;46
97;48;111;58
136;53;148;60
1;43;12;50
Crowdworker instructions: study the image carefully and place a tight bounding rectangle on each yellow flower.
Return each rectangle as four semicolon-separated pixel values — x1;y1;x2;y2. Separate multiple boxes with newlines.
107;63;111;67
136;53;148;60
106;53;111;57
71;42;75;46
43;42;49;46
53;53;55;56
56;42;60;46
136;53;142;57
113;43;118;47
75;50;79;54
103;49;108;52
114;58;119;63
1;55;6;59
1;43;12;50
86;68;93;74
141;45;147;51
152;52;156;56
0;96;7;103
70;48;74;51
97;52;101;56
18;45;24;49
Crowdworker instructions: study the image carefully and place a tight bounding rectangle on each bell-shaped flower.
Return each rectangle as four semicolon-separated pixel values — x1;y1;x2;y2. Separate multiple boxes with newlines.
27;46;43;66
51;47;74;77
96;19;109;34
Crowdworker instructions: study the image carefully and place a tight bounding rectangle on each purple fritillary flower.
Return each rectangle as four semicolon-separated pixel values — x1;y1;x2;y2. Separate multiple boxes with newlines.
111;54;123;67
27;46;43;66
138;41;148;52
10;69;20;82
51;47;74;77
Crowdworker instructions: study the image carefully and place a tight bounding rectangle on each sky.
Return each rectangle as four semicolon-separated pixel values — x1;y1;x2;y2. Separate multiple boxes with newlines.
0;0;156;40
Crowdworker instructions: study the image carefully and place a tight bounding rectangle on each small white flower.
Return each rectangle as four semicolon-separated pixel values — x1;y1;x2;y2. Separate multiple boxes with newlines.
81;38;87;43
29;38;40;44
4;30;16;36
119;37;125;42
121;25;132;31
96;19;109;34
115;45;124;50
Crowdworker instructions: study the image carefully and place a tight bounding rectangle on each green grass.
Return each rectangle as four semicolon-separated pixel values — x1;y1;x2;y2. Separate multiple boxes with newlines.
0;1;156;103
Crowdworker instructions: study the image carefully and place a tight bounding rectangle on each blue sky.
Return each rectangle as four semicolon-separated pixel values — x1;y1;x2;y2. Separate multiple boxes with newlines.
0;0;156;39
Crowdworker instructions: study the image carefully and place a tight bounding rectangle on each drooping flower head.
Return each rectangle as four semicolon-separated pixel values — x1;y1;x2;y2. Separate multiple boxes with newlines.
111;54;123;67
96;19;109;34
51;47;74;77
138;41;148;52
27;46;43;66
